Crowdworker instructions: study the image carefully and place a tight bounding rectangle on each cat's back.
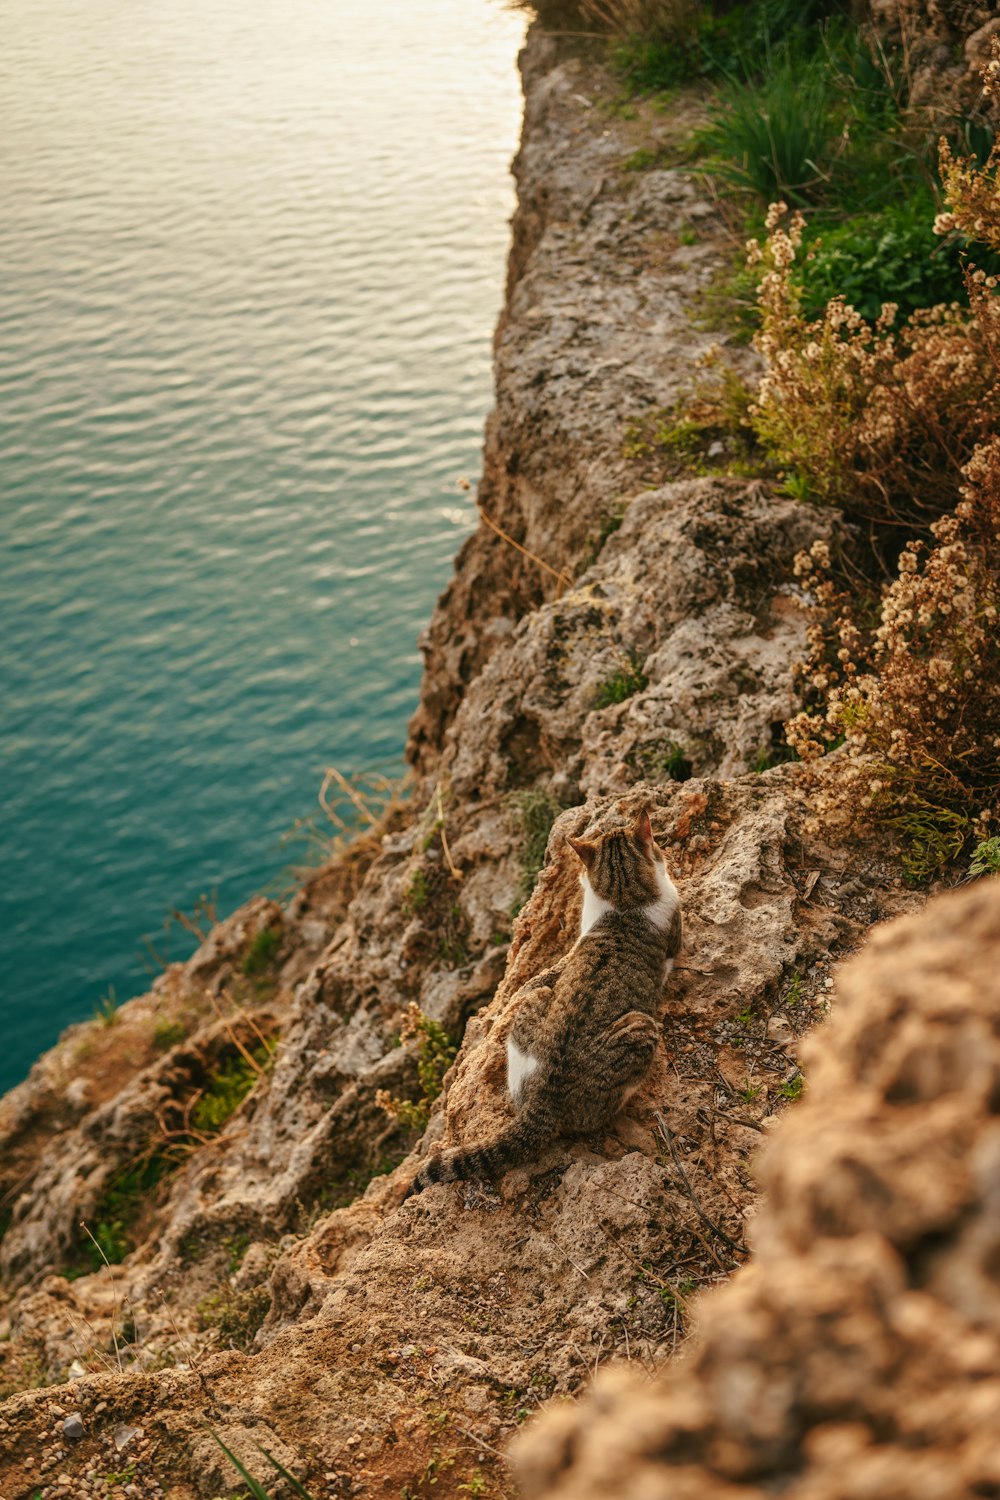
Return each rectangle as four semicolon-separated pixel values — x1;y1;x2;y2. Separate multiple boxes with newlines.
527;906;671;1053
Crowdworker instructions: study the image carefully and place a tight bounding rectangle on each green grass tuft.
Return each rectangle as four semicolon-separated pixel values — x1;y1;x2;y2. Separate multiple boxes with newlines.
242;926;281;976
190;1044;273;1135
153;1018;187;1050
511;787;562;908
208;1429;316;1500
94;985;119;1027
594;654;648;709
969;837;1000;878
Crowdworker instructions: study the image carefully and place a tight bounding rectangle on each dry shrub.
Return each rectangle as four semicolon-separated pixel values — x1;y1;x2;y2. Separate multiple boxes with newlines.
786;438;1000;879
938;141;1000;253
779;39;1000;881
748;203;998;532
578;0;700;42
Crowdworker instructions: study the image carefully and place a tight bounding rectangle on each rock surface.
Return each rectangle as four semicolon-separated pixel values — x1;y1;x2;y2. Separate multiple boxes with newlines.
513;878;1000;1500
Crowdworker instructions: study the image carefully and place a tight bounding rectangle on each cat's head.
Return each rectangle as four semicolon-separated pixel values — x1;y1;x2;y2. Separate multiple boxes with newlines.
567;808;667;909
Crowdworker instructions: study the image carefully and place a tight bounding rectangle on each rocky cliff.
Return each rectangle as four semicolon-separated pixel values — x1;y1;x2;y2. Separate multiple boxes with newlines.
0;23;985;1500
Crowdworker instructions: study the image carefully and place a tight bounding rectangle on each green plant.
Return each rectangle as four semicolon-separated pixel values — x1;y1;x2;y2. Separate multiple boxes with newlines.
153;1018;187;1050
637;737;702;791
102;1467;137;1487
401;1447;457;1498
180;1229;208;1264
581;501;628;570
198;1285;271;1351
602;0;844;94
209;1430;316;1500
697;54;838;207
86;1154;171;1268
622;145;665;171
376;1005;458;1135
970;837;1000;877
190;1043;275;1135
594;652;648;708
794;195;973;322
94;985;119;1027
779;1074;805;1100
749;204;997;530
891;799;972;886
437;906;470;969
751;730;796;771
403;867;431;915
662;743;692;780
242;926;281;976
68;1038;276;1272
511;786;562;907
225;1232;252;1274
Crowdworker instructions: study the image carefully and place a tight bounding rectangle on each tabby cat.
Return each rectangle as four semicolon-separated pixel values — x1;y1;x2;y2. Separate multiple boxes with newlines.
404;808;680;1197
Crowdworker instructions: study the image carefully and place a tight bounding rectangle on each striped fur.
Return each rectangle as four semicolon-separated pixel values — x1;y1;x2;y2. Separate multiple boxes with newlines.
404;808;681;1200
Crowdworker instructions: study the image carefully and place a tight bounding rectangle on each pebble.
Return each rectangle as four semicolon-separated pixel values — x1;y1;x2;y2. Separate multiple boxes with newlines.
64;1412;85;1440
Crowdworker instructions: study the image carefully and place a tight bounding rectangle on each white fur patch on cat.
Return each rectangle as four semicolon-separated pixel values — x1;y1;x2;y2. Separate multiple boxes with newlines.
580;872;613;935
507;1035;540;1101
643;859;680;934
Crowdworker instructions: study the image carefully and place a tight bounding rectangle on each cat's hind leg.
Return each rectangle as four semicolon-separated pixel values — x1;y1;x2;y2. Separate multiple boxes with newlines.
572;1011;660;1134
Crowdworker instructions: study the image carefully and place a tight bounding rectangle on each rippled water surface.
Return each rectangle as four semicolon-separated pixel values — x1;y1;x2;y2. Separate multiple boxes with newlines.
0;0;526;1090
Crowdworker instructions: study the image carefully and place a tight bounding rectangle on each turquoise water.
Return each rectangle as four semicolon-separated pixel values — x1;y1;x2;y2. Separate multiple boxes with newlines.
0;0;526;1091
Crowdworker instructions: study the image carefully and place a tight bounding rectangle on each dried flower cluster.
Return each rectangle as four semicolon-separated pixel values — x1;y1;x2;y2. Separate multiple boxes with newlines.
938;39;1000;250
776;47;1000;881
787;437;1000;878
748;202;997;530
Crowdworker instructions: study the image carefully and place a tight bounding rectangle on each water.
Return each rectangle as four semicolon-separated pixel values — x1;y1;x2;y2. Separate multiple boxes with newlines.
0;0;526;1092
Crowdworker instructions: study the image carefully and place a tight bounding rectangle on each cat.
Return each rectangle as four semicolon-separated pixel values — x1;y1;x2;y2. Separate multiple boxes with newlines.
403;807;681;1198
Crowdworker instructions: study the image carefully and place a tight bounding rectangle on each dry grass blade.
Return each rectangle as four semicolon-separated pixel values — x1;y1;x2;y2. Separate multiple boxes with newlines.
436;782;463;881
478;503;572;594
205;988;270;1078
78;1221;124;1372
654;1113;749;1258
319;764;385;830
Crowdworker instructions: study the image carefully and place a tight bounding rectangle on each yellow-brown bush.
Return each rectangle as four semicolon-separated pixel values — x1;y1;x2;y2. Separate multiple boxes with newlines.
748;203;998;532
787;436;1000;879
776;39;1000;881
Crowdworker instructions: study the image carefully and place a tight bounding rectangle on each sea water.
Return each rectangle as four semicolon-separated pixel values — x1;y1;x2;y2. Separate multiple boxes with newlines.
0;0;526;1091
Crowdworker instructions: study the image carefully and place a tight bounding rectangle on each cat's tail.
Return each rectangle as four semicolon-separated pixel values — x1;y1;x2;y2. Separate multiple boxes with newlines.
402;1107;551;1200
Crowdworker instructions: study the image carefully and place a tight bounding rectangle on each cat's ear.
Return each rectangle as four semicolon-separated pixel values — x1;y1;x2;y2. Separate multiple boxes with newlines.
631;807;654;848
567;835;598;868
